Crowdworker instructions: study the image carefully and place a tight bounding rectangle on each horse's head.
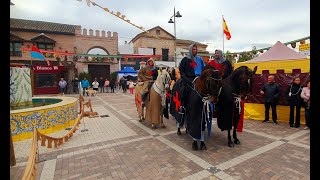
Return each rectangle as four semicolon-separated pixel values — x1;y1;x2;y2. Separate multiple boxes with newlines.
158;69;171;90
199;66;223;103
232;66;257;99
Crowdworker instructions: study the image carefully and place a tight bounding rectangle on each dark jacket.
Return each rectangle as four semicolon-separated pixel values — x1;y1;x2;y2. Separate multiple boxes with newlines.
109;80;115;88
287;84;303;106
98;78;104;87
72;79;79;87
179;57;196;85
261;82;280;103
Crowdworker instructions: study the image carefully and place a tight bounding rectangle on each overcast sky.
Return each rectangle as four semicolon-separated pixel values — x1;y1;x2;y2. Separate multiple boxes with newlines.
10;0;310;53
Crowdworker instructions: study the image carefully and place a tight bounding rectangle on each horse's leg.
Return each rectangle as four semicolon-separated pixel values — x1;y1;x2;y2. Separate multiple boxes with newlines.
228;130;234;147
160;113;166;128
233;106;241;145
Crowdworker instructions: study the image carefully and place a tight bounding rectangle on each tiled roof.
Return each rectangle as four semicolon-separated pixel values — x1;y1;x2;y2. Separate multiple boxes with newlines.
176;39;207;46
10;18;80;35
130;26;175;43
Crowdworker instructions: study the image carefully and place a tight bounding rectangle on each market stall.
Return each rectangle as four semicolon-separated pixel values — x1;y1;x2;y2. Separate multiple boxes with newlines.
234;41;310;123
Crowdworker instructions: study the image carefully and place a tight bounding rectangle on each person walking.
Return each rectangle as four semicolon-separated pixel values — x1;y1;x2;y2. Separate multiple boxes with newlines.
301;80;310;129
92;78;99;92
58;77;67;95
287;77;303;128
260;75;280;124
81;77;90;96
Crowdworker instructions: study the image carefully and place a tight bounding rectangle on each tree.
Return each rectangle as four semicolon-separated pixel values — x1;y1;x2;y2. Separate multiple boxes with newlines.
79;72;92;83
110;72;118;81
225;50;234;63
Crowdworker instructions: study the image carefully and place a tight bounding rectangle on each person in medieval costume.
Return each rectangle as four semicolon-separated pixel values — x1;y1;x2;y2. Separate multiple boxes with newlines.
180;43;208;150
208;49;233;79
169;68;186;135
179;43;205;112
141;58;158;105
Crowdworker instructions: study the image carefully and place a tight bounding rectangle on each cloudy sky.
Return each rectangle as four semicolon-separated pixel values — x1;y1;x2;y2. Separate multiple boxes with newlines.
10;0;310;53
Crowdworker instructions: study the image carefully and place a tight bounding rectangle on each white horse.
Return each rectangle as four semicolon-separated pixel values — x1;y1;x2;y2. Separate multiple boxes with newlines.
145;69;171;129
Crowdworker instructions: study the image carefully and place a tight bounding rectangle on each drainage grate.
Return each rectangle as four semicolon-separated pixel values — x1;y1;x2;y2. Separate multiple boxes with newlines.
100;115;110;118
207;166;221;174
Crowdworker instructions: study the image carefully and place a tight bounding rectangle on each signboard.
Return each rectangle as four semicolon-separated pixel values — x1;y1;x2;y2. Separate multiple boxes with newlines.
299;43;310;56
32;65;64;73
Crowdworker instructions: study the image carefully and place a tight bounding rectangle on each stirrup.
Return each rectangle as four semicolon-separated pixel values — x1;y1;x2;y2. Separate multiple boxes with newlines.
178;106;185;114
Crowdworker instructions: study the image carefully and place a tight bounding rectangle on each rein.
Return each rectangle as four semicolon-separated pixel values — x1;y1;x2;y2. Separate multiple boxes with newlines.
232;93;242;115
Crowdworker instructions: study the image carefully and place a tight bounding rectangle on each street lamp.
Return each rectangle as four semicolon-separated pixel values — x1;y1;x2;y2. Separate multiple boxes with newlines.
168;7;182;67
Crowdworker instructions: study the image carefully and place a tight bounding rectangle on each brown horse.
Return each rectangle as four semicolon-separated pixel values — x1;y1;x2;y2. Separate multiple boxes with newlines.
186;66;223;150
216;66;257;147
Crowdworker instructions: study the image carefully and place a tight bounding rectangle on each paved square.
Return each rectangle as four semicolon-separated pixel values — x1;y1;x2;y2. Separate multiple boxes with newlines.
10;93;310;180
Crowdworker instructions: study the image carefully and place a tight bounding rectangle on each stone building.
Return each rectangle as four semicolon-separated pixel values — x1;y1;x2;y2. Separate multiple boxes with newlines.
10;18;119;94
130;26;208;63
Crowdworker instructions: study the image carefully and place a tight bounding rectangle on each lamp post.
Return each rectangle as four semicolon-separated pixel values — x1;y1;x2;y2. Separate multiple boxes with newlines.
168;7;182;67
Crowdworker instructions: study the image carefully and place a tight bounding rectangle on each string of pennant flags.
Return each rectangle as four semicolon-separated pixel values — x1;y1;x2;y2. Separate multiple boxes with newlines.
80;0;161;39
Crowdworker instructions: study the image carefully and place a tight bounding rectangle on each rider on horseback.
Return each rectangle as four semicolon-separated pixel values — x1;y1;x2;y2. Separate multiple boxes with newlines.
141;58;158;105
179;44;206;113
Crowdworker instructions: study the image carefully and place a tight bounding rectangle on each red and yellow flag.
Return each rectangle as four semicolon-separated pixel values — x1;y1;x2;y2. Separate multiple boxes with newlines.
223;17;231;40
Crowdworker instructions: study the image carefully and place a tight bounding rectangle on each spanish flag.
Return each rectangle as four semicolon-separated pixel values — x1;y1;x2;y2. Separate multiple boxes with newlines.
223;17;231;40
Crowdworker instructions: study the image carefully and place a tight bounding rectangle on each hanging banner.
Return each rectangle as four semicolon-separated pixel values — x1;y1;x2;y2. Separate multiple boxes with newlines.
299;43;310;56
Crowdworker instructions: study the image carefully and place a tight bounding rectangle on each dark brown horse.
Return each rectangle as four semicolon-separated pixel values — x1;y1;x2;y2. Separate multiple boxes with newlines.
186;66;223;150
216;65;257;147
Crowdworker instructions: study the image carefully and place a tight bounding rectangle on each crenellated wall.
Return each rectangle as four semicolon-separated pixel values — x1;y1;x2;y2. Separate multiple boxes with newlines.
76;28;118;55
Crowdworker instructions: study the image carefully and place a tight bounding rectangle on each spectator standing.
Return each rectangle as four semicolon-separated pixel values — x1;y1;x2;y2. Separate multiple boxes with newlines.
72;77;79;94
98;76;104;93
287;77;303;128
92;78;99;91
104;78;110;93
58;77;67;95
260;75;280;124
81;77;90;96
128;79;135;94
110;79;115;93
301;80;310;129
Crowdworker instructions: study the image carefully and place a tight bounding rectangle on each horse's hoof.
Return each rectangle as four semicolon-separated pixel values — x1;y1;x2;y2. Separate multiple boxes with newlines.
228;142;234;148
185;129;188;134
192;141;198;151
200;142;207;150
161;124;166;128
151;124;156;129
234;139;241;145
139;119;142;122
177;128;182;135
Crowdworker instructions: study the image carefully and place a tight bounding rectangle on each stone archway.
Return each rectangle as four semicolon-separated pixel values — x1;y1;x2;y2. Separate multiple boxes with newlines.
87;46;110;55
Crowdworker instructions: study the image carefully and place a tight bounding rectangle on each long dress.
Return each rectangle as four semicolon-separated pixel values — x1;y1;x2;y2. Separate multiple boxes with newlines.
145;87;162;125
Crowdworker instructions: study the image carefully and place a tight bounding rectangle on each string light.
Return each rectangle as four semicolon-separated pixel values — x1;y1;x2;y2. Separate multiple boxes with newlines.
82;0;160;39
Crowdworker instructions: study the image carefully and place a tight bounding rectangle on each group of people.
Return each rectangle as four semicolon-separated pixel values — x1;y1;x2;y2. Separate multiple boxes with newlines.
260;76;311;129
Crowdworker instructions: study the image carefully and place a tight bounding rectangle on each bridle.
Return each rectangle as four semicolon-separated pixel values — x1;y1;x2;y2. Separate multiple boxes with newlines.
205;70;222;97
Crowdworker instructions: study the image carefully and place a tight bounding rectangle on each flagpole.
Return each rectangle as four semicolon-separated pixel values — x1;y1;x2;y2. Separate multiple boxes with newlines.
30;56;34;97
222;15;224;54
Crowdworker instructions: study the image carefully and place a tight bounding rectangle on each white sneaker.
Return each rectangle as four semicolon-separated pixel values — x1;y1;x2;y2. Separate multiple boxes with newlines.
304;127;309;130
